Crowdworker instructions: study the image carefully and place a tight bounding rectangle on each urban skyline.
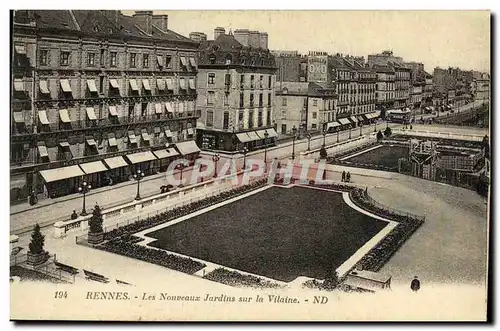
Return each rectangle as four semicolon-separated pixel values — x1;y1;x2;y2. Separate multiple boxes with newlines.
121;10;491;73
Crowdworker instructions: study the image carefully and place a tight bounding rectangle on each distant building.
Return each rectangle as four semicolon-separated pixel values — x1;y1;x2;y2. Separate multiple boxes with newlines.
194;27;278;152
372;65;395;110
275;82;309;134
471;72;490;102
272;51;307;83
367;50;403;67
388;61;411;108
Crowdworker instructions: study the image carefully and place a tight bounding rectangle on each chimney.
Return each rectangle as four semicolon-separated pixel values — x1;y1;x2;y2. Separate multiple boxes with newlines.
133;11;153;35
234;29;249;46
249;31;260;48
214;27;225;39
259;32;268;50
152;14;168;32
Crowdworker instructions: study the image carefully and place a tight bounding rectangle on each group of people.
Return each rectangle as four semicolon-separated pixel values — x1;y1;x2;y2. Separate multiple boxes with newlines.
341;171;351;183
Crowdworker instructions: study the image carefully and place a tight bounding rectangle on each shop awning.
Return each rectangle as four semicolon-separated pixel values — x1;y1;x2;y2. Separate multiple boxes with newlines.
187;128;194;135
165;129;173;137
103;156;128;169
166;78;174;90
125;151;157;164
59;141;70;148
175;140;201;155
108;137;117;147
236;132;252;143
165;102;174;113
266;128;278;138
350;116;358;123
79;161;108;174
246;131;261;141
180;57;187;66
157;79;165;90
155;103;163;114
86;138;97;146
156;55;163;67
13;112;24;123
109;106;118;117
38;111;50;125
327;122;341;130
255;130;271;140
14;79;24;92
128;131;137;144
86;107;97;120
14;45;26;54
338;118;350;125
39;165;84;183
141;131;150;141
109;79;119;88
60;79;72;93
87;80;98;93
179;78;186;90
38;145;49;157
189;78;195;89
129;79;139;91
357;116;365;121
59;109;71;123
39;80;50;94
142;79;151;91
153;148;179;159
189;57;197;67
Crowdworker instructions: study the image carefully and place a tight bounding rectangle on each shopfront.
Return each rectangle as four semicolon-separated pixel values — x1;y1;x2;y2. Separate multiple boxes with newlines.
174;140;201;165
349;116;359;127
337;117;351;130
125;151;158;176
78;160;108;188
153;148;180;172
102;156;129;184
39;165;85;198
326;121;340;133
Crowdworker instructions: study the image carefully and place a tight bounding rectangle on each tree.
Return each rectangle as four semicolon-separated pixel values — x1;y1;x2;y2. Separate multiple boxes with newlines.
384;126;392;137
319;146;327;159
377;130;384;141
28;223;45;255
89;203;103;234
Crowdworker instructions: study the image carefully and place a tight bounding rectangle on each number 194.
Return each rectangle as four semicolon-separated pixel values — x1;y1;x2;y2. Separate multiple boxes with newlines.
54;291;68;299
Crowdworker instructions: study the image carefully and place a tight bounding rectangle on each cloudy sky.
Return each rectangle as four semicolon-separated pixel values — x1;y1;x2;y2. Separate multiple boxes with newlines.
124;10;490;73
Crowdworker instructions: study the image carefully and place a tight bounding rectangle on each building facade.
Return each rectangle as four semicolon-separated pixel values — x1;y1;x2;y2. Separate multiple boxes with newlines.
11;10;200;202
275;82;308;134
367;50;403;67
272;50;307;83
389;62;411;108
195;28;278;152
373;65;395;110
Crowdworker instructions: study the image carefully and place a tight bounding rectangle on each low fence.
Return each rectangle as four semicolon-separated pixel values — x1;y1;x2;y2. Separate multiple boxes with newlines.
301;135;376;161
362;188;425;221
10;253;75;283
392;129;484;142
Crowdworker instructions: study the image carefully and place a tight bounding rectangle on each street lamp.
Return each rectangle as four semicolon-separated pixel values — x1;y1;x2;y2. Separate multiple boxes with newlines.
175;163;187;187
306;132;312;151
132;169;145;200
348;124;352;140
359;122;363;136
242;146;249;170
263;130;269;170
374;119;377;132
336;129;340;143
212;153;221;178
291;125;297;160
77;181;91;216
321;130;326;147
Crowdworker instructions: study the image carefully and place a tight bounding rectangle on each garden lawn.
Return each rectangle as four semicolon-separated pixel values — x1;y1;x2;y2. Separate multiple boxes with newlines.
344;145;409;169
145;186;387;282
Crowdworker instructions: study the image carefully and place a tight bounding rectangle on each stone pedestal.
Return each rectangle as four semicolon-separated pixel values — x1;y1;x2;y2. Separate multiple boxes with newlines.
27;251;48;266
88;232;104;245
54;221;66;238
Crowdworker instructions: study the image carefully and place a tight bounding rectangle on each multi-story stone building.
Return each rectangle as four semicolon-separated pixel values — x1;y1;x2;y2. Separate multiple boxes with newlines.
275;82;308;134
11;10;201;202
422;72;433;107
367;50;403;67
389;62;411;108
342;58;377;116
194;27;278;152
471;72;490;102
373;65;395;110
272;50;307;83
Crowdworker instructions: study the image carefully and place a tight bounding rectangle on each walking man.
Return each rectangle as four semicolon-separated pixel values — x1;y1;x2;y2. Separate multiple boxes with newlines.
342;171;346;182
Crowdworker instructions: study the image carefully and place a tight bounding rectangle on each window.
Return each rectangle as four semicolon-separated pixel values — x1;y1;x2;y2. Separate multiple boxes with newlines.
206;110;214;127
110;52;117;67
260;75;264;88
267;110;271;125
258;111;263;127
268;76;272;89
208;73;215;85
207;91;215;105
87;53;95;66
303;98;307;108
250;93;254;108
165;56;172;67
224;73;231;86
239;92;244;108
248;110;254;128
313;100;318;106
61;51;70;66
312;112;317;119
141;103;148;117
259;93;263;107
40;50;48;66
224;93;229;106
240;75;245;88
128;103;135;117
312;123;317;129
250;75;254;89
130;53;136;68
100;49;105;65
268;93;272;107
282;97;287;106
143;54;149;68
238;111;244;122
223;112;229;129
99;76;104;94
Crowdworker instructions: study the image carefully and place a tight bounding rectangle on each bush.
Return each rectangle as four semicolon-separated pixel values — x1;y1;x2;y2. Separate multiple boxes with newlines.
29;224;45;254
384;126;392;137
377;130;383;141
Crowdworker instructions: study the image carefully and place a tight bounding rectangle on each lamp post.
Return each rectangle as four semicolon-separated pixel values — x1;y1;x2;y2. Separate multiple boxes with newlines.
133;169;145;200
175;163;187;187
336;128;340;143
348;125;352;140
212;153;221;178
263;130;269;170
291;125;297;160
77;181;91;216
359;122;363;136
306;132;312;151
374;119;377;132
321;130;326;147
242;146;248;170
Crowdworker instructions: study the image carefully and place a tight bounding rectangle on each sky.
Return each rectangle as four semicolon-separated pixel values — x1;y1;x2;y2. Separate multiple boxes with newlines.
123;10;490;73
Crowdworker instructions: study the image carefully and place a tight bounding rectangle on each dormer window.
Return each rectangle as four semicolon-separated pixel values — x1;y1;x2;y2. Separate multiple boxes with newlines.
209;54;216;64
241;57;246;65
225;54;232;65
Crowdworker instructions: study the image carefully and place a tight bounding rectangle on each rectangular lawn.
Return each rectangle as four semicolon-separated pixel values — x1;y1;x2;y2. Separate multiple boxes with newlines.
145;186;387;282
344;145;409;169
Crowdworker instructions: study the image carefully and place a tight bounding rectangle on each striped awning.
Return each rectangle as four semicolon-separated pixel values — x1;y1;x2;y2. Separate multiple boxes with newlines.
166;78;174;90
246;131;261;141
180;57;187;66
86;80;98;93
266;128;278;138
142;79;151;91
165;102;174;113
129;79;139;91
60;79;72;93
189;57;197;67
326;122;341;130
350;116;358;123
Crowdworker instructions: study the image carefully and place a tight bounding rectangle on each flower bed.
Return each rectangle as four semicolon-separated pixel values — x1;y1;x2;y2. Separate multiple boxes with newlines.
203;268;284;289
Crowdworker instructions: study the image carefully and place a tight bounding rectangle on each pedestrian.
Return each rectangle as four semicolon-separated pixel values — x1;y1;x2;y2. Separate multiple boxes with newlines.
410;276;420;292
342;171;346;182
71;210;78;220
346;172;351;183
410;124;413;130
